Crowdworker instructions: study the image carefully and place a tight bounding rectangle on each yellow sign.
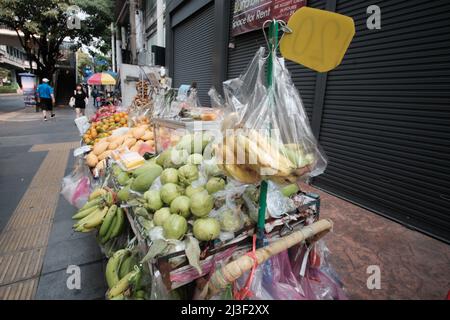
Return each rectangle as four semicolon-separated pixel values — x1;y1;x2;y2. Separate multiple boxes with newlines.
280;7;355;72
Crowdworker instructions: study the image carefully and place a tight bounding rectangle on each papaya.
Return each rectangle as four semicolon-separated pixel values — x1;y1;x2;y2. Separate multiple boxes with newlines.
131;165;163;192
132;162;162;177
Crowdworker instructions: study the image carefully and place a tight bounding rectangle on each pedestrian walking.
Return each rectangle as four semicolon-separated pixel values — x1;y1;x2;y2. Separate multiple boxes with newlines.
92;86;100;108
73;84;88;118
36;78;55;121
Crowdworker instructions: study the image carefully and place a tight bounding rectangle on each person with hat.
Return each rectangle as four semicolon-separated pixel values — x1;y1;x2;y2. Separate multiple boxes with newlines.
36;78;55;121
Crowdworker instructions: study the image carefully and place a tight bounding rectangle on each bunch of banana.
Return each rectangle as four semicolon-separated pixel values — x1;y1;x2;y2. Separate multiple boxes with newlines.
98;206;126;244
72;188;115;219
72;188;124;236
216;130;316;185
105;249;143;300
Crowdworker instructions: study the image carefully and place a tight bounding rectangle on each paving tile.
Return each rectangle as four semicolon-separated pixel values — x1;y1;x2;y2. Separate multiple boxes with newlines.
0;279;38;300
41;234;105;274
300;183;450;300
35;261;107;300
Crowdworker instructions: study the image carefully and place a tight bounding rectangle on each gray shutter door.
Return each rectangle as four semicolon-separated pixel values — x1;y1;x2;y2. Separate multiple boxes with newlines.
173;3;214;106
314;0;450;242
227;0;326;120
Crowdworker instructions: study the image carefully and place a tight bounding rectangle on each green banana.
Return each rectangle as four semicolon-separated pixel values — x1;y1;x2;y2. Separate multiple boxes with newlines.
100;214;117;244
109;208;125;238
118;254;137;279
107;269;139;299
73;207;103;229
79;196;103;211
72;205;99;220
105;249;130;288
99;205;117;237
132;268;143;290
133;290;145;299
82;207;108;229
104;191;115;206
281;183;299;197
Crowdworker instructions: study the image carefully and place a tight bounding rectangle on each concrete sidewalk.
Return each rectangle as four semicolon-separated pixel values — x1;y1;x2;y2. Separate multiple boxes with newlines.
301;183;450;300
0;105;107;300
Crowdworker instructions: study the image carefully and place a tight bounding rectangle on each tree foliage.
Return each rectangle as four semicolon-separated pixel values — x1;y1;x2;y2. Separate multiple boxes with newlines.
0;0;114;79
76;50;93;80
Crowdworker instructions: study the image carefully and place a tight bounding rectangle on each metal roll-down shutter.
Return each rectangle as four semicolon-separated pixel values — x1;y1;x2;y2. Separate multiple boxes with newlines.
314;0;450;242
173;3;215;106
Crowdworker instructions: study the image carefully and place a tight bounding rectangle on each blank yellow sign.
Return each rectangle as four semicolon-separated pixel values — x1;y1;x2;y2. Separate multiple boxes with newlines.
280;7;355;72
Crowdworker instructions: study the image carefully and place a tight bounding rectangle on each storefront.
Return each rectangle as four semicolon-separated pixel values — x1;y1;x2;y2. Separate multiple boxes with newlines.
166;0;222;105
166;0;450;243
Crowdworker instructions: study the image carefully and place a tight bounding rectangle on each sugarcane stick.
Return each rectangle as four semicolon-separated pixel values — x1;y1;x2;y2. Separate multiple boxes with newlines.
205;219;333;298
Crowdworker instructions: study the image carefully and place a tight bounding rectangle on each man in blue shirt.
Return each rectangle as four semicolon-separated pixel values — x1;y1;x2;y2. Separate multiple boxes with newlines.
36;78;55;121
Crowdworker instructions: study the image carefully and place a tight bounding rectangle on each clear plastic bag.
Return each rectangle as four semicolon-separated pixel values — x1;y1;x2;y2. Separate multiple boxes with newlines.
210;204;245;234
61;156;93;208
267;181;297;219
289;241;347;300
217;48;327;185
233;249;310;300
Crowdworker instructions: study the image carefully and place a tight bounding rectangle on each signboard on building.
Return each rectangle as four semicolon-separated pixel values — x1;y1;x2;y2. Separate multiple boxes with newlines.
231;0;306;36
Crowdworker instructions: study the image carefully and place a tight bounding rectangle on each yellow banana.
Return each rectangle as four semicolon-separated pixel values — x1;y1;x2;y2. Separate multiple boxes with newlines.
72;205;99;220
74;224;93;232
74;207;104;227
89;188;107;201
248;130;295;174
105;249;130;288
107;269;139;299
223;164;260;184
81;207;108;229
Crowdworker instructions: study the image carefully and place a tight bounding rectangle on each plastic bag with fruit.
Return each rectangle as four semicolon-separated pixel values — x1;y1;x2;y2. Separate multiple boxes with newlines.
217;48;327;185
61;156;96;208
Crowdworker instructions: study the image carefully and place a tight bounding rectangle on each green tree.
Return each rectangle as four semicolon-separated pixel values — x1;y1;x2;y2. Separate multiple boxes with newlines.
76;50;93;81
0;0;114;80
0;67;11;82
89;50;111;73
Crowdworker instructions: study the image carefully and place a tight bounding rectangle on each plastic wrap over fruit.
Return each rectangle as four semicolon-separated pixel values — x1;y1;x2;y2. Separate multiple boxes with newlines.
217;48;327;185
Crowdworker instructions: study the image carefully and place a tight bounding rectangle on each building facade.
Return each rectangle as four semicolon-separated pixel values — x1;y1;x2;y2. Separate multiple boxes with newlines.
164;0;450;243
114;0;166;70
